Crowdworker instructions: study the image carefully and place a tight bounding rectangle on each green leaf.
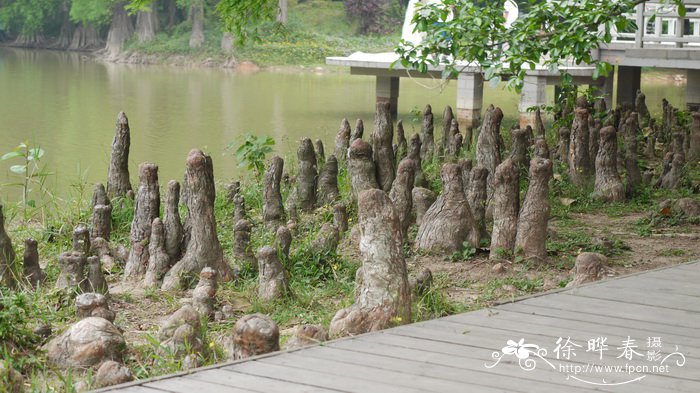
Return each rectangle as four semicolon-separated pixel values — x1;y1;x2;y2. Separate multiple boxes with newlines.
678;4;686;17
26;199;36;208
0;152;22;161
10;165;27;174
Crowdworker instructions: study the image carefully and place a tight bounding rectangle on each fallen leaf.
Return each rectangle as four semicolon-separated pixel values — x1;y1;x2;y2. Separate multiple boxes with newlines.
660;207;672;216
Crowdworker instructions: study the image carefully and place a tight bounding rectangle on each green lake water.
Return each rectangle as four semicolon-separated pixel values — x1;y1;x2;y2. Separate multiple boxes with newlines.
0;48;686;202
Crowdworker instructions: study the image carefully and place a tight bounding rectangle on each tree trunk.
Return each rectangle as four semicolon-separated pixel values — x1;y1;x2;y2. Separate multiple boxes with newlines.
389;159;415;241
277;0;289;24
568;106;593;186
594;126;625;202
124;163;160;279
515;157;553;262
107;112;133;199
263;156;285;225
489;159;520;260
189;2;204;49
334;119;351;164
348;139;378;200
372;102;395;192
165;0;180;28
136;6;158;44
162;150;235;290
163;180;183;264
476;105;503;197
70;23;103;50
296;138;318;211
105;2;134;57
221;32;234;53
329;189;410;337
55;1;74;49
415;164;480;253
420;105;435;161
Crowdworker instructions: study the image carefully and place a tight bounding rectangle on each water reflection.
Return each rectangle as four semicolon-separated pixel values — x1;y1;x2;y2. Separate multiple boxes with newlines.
0;47;686;201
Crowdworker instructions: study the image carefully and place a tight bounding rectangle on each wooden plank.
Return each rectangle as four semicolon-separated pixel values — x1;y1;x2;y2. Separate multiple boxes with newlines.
145;377;251;393
226;360;419;393
496;302;699;339
597;277;700;297
520;293;700;328
442;308;700;349
331;333;688;393
641;267;700;284
296;345;517;393
565;286;700;313
185;368;333;392
327;338;605;393
385;324;699;389
259;351;471;393
106;387;168;393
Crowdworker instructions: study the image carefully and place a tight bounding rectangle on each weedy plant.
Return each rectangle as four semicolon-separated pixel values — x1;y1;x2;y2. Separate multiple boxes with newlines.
1;141;54;221
226;134;275;179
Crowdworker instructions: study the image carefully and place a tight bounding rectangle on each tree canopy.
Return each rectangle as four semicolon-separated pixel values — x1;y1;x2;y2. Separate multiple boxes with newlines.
396;0;685;91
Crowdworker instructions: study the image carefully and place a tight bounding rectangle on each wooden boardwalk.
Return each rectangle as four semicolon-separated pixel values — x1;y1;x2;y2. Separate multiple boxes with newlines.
101;261;699;393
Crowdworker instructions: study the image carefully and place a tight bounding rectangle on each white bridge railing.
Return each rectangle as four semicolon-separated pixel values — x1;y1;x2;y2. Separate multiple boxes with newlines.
612;1;700;48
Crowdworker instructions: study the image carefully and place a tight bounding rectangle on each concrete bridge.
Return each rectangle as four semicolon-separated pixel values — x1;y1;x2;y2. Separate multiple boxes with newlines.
326;1;700;128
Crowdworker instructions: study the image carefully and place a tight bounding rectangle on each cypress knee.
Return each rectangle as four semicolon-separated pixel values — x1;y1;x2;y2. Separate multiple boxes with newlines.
124;163;160;279
569;107;593;186
23;238;45;288
515;157;553;262
329;189;410;337
106;112;133;199
420;105;435;161
296;138;318;212
415;164;480;253
334;118;351;163
143;218;170;288
163;180;183;264
317;155;340;206
162;150;234;290
476;105;503;197
263;156;285;224
594;126;625;202
466;166;488;239
389;158;416;241
257;246;290;302
372;102;395;192
395;120;408;163
489;159;520;260
347;139;378;199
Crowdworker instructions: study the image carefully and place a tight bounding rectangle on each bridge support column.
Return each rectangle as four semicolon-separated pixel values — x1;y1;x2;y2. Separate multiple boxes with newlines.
616;66;641;107
519;74;547;128
686;70;700;111
376;76;399;119
456;72;483;129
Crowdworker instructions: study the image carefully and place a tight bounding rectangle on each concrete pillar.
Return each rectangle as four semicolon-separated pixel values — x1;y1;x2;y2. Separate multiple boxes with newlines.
519;74;547;128
376;76;399;119
616;66;641;107
686;69;700;111
456;72;483;129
